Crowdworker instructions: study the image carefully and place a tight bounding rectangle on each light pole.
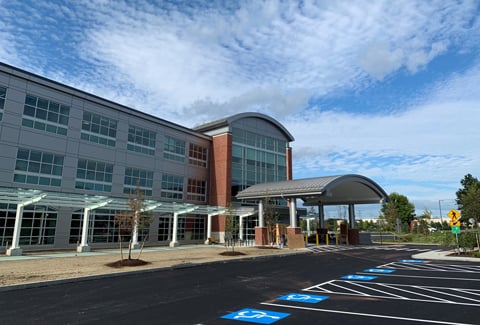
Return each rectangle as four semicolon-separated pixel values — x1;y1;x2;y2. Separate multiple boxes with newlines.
438;199;455;229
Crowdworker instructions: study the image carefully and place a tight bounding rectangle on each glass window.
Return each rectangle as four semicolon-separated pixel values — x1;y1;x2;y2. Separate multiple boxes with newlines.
161;174;184;200
123;167;154;196
81;111;117;147
22;94;69;135
75;159;113;192
187;178;206;202
13;148;64;187
188;143;207;167
0;86;6;121
127;125;156;156
163;136;185;162
231;128;287;203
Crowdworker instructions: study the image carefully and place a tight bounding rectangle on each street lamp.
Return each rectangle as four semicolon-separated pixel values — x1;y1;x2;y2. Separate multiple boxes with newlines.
438;199;455;228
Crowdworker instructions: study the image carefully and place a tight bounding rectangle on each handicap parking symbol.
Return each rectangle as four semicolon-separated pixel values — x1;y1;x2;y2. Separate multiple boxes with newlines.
221;308;290;324
277;293;329;304
341;274;377;281
363;268;396;274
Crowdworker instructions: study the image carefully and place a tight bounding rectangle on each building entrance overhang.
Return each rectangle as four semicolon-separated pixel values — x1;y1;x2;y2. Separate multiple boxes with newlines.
0;187;226;216
236;174;388;206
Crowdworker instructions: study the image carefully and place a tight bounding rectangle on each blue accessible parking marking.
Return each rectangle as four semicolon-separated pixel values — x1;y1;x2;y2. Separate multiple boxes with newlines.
399;259;425;263
341;274;377;281
363;268;396;274
277;293;329;304
221;308;290;324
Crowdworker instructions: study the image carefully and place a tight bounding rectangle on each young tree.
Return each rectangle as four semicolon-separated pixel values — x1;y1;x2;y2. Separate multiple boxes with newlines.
114;188;153;261
264;195;279;245
224;204;239;254
381;192;415;231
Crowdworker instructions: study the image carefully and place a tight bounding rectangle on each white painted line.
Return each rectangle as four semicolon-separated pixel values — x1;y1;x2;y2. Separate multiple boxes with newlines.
421;287;480;304
260;302;476;325
357;272;480;281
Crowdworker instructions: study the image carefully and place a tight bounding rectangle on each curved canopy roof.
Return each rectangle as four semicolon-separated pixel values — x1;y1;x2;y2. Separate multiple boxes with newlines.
236;174;388;206
193;112;295;142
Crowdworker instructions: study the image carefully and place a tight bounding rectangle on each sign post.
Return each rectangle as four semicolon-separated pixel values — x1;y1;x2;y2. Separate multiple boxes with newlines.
448;209;461;254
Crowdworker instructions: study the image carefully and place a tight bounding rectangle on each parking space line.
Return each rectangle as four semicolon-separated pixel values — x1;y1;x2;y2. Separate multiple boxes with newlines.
260;302;476;325
357;272;480;282
304;280;480;306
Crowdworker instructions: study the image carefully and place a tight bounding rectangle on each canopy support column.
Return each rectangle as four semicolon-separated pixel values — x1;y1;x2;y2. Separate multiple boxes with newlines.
77;199;111;253
348;204;355;229
170;212;179;247
318;204;325;229
255;200;268;246
7;194;46;256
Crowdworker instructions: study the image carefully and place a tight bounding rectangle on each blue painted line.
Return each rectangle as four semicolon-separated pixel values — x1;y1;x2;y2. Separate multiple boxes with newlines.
363;268;396;274
399;259;425;263
341;274;377;281
221;308;290;324
277;293;329;304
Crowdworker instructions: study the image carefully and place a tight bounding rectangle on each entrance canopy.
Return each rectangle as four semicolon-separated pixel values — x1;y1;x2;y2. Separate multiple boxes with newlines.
236;174;388;206
0;187;226;216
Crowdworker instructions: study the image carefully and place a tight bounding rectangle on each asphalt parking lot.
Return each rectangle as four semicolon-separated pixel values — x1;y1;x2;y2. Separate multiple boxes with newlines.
220;246;480;325
1;245;478;325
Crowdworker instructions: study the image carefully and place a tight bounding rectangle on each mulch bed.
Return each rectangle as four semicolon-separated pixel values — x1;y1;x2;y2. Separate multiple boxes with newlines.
106;259;151;268
219;251;247;256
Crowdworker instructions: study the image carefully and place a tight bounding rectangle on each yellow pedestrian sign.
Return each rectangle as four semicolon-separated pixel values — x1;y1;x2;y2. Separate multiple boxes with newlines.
448;209;461;222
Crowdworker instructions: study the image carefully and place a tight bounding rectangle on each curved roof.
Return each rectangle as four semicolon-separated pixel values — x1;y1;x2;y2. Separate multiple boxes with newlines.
236;174;388;205
193;112;295;142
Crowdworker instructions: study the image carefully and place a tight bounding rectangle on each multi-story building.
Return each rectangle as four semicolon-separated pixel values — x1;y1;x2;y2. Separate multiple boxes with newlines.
0;63;295;254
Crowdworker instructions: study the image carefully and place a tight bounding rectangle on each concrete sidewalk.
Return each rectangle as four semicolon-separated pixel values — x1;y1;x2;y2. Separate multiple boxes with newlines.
412;249;480;262
0;244;228;262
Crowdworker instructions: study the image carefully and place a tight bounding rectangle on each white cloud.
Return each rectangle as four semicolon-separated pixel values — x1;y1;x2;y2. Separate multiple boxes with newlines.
0;0;479;203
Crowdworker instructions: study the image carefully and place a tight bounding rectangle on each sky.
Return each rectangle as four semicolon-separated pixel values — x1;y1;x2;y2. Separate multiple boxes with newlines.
1;0;479;219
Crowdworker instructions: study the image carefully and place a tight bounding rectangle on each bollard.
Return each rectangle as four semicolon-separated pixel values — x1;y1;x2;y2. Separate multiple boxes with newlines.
326;233;329;246
316;233;319;246
336;233;339;245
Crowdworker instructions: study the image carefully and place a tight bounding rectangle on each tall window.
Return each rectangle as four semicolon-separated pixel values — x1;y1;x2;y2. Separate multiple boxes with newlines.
0;86;6;121
75;159;113;192
81;111;117;147
164;136;185;162
188;143;207;167
231;127;287;199
161;174;184;200
0;204;57;246
187;178;206;202
22;94;70;135
123;167;154;196
127;125;156;156
158;216;172;241
13;148;64;187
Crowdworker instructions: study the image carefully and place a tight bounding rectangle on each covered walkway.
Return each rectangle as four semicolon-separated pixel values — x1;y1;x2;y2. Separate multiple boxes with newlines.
0;187;225;256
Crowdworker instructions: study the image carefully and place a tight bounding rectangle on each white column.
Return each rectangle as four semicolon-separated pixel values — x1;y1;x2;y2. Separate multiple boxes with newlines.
7;194;46;256
205;213;213;244
258;200;264;227
239;215;244;241
7;204;24;255
289;198;297;227
170;213;179;247
77;208;91;253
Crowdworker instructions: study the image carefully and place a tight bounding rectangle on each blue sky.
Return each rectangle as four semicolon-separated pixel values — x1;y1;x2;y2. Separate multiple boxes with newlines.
1;0;479;218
